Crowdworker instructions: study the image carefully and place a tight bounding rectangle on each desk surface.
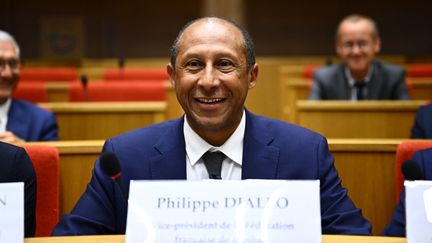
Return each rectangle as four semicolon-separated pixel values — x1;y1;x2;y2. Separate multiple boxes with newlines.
25;235;406;243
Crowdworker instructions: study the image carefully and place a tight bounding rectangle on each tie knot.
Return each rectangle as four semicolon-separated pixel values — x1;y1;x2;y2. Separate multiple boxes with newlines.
202;151;225;180
354;80;365;88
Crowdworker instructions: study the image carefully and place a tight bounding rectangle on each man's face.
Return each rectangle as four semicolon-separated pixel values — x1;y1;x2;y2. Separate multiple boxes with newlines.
336;19;380;74
168;20;258;139
0;40;20;103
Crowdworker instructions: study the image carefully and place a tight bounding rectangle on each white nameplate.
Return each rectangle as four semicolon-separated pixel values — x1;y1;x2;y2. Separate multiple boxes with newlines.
126;180;321;243
405;180;432;243
0;182;24;243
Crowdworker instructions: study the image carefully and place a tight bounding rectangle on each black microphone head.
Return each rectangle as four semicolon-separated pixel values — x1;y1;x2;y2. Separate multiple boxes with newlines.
80;74;88;88
100;152;121;179
118;57;125;68
402;160;425;181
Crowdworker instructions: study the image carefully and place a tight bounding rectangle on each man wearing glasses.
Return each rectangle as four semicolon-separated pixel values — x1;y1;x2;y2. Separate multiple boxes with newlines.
309;14;410;100
0;30;58;143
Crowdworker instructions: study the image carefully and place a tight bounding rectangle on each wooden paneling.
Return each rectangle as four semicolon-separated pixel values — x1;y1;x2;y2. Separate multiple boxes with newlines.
39;102;166;140
296;101;426;138
27;138;417;235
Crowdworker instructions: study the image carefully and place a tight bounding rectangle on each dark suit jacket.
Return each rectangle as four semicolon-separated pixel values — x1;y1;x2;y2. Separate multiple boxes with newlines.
382;148;432;236
52;111;371;236
309;61;410;100
7;99;58;141
411;104;432;139
0;141;36;237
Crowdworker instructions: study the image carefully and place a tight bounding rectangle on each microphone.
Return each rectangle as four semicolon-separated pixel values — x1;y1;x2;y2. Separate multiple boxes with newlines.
100;152;128;205
80;74;90;101
402;160;425;181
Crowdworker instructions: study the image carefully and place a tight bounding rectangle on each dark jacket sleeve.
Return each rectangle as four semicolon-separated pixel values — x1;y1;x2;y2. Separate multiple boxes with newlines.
11;147;37;237
52;140;127;235
317;137;372;235
381;149;429;236
39;111;59;141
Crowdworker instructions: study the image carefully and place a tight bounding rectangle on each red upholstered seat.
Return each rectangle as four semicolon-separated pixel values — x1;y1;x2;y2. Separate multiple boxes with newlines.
103;68;168;81
23;145;60;237
12;82;48;103
68;81;166;102
303;65;320;79
20;67;78;82
407;64;432;77
395;141;432;202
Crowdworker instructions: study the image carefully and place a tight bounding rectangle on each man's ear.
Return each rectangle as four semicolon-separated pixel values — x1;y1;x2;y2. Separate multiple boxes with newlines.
167;63;175;87
248;64;259;89
374;37;381;54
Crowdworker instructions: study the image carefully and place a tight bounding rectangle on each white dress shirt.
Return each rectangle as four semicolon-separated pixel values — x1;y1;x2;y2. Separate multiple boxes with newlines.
184;110;245;180
0;98;11;133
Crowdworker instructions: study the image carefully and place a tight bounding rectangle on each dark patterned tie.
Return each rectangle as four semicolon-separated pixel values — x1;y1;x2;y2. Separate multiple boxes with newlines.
355;81;366;100
202;151;225;179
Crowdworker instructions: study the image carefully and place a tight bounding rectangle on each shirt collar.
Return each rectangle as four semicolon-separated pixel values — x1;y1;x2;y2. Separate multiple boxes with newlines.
184;110;246;166
0;98;12;118
345;64;374;88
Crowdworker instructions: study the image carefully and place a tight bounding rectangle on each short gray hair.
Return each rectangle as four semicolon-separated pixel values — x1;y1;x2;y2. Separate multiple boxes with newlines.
0;30;20;58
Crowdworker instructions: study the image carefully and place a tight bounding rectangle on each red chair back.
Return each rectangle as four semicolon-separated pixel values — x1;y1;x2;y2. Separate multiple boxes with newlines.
407;64;432;77
103;68;168;81
303;65;320;79
20;67;78;82
395;141;432;202
12;82;48;103
68;81;166;102
23;145;60;237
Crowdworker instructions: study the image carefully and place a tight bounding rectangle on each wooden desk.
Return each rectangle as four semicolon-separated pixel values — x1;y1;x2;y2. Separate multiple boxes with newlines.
296;101;426;138
28;138;417;235
39;102;166;140
278;77;431;123
25;235;406;242
43;82;183;121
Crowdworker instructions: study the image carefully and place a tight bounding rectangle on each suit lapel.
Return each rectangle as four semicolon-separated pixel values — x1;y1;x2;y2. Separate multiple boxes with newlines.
6;100;30;139
338;64;351;99
242;111;280;179
149;118;187;179
367;61;383;99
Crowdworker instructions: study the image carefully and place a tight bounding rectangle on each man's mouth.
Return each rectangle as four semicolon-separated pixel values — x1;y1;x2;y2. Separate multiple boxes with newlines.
196;98;225;104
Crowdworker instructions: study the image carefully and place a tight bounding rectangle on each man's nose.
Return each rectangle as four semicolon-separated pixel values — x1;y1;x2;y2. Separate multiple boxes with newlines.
198;65;219;89
0;64;13;78
351;44;362;54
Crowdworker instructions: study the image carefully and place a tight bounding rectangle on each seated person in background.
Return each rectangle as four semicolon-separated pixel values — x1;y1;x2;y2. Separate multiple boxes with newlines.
0;30;58;144
382;148;432;236
53;17;371;236
0;141;36;237
411;103;432;139
309;14;410;100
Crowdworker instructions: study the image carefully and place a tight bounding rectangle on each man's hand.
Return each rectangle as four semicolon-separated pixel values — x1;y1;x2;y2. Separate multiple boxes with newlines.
0;131;26;144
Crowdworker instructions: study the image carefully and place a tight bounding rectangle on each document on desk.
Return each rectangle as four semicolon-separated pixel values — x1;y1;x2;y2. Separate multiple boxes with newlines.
126;180;321;243
406;180;432;243
0;182;24;243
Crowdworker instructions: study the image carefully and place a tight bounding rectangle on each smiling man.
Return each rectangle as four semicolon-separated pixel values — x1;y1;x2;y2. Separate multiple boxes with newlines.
309;14;410;100
53;17;371;236
0;30;58;143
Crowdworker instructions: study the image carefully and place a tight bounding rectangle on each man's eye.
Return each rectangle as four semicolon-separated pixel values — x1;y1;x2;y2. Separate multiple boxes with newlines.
217;60;234;69
186;60;202;69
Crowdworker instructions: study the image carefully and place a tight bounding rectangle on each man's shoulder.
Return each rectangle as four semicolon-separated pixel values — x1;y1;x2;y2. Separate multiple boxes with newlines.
374;60;405;75
248;113;325;143
0;141;21;158
419;103;432;114
313;64;343;80
109;118;182;145
12;99;53;116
